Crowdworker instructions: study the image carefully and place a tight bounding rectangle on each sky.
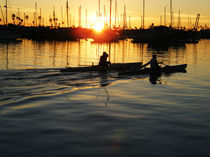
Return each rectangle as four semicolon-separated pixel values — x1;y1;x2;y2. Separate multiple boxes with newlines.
1;0;210;28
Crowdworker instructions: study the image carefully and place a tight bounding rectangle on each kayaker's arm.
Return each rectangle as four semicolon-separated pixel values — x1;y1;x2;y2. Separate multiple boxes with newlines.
158;62;165;65
140;61;150;69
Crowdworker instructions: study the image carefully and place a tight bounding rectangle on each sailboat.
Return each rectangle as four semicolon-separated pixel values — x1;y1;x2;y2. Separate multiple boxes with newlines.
0;27;20;40
0;0;20;41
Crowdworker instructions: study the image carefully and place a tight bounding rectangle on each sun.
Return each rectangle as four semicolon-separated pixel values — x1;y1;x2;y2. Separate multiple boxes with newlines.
92;22;104;32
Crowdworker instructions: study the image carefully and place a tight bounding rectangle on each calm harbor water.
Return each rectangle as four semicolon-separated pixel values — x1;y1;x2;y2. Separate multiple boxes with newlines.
0;39;210;157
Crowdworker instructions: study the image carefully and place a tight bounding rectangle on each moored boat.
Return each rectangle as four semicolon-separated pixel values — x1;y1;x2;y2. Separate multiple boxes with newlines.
119;64;187;75
91;29;120;43
60;62;142;72
0;29;20;41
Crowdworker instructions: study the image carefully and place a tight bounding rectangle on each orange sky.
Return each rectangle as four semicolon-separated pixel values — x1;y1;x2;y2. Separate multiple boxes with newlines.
1;0;210;28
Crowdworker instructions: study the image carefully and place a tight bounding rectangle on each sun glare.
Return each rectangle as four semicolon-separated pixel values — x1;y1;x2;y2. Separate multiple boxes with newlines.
92;22;104;32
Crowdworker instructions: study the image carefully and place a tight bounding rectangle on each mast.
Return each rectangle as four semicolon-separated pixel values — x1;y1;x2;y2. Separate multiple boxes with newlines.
18;8;20;18
61;6;64;27
170;0;173;27
70;14;71;26
123;4;127;28
24;13;25;26
164;6;167;26
104;5;107;26
0;5;5;25
35;1;37;26
142;0;145;29
73;16;75;27
6;0;7;25
34;13;36;26
120;14;122;27
86;9;87;28
39;8;42;26
78;5;81;27
98;0;100;20
110;0;112;29
177;10;181;28
115;0;117;27
66;0;69;27
141;16;142;28
53;7;56;27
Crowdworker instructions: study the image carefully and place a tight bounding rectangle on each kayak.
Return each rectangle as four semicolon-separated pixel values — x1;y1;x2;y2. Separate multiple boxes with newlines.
119;64;187;75
60;62;142;72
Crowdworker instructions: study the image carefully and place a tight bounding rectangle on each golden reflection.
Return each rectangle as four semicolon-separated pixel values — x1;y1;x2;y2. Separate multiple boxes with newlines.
66;41;70;67
0;39;207;70
5;44;9;69
9;104;40;110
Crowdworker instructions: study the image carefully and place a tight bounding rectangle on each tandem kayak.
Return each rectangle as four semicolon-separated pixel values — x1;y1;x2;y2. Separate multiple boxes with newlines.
60;62;142;72
119;64;187;75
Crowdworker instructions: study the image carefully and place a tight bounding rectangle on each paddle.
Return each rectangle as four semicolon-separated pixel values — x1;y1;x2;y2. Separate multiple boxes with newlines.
158;62;166;65
137;62;167;70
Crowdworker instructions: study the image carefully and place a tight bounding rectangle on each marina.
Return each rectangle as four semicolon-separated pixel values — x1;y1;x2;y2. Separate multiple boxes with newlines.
0;0;210;43
1;0;210;156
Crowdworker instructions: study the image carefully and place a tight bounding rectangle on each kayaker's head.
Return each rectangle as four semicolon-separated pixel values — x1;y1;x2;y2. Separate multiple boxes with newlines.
103;52;108;57
152;54;157;59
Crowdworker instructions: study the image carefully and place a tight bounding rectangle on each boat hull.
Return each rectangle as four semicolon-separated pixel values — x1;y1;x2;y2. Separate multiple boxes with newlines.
60;62;142;72
0;30;20;40
119;64;187;75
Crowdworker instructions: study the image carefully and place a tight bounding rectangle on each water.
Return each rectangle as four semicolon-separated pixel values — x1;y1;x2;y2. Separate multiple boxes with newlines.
0;39;210;157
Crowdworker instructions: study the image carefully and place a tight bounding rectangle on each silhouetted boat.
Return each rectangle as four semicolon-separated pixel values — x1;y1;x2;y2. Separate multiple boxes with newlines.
132;26;200;45
0;25;20;41
0;1;20;41
60;62;142;72
0;29;20;41
20;27;84;41
119;64;187;75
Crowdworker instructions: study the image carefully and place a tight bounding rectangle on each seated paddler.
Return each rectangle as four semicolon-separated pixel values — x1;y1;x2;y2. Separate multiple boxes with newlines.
99;52;111;66
141;54;161;72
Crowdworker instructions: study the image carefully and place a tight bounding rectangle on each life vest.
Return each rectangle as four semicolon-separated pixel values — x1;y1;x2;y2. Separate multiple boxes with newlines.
99;54;108;66
150;58;159;70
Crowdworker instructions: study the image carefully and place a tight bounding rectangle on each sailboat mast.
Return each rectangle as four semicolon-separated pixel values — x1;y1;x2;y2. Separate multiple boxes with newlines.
142;0;145;29
123;4;127;28
78;5;81;27
178;10;181;28
61;6;64;27
110;0;112;29
115;0;117;27
86;9;87;28
99;0;100;20
39;8;42;26
53;7;56;27
66;0;69;27
170;0;173;27
0;5;5;25
104;5;107;26
6;0;8;25
164;6;167;26
35;1;37;26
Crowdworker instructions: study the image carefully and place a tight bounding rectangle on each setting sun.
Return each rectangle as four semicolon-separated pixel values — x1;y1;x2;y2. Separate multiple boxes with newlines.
92;22;104;32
